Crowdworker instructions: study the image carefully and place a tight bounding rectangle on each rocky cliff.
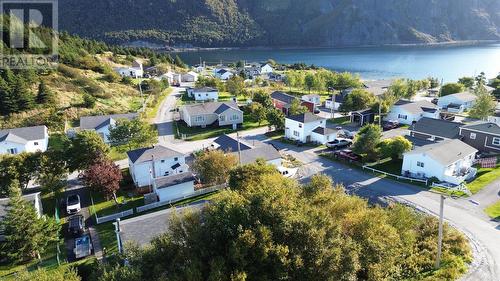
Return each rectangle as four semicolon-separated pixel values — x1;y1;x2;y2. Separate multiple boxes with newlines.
59;0;500;47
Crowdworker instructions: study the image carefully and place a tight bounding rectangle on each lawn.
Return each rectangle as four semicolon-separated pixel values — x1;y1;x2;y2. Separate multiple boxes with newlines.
175;114;268;141
108;147;127;161
371;159;403;175
327;116;351;125
0;242;62;278
485;201;500;220
466;164;500;194
89;190;144;218
48;133;67;151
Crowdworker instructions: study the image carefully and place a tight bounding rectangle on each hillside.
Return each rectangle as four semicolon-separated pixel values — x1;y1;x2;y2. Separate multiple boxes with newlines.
59;0;500;48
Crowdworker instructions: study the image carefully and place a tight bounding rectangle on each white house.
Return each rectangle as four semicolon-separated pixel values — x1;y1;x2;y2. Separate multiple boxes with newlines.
127;145;188;188
487;110;500;126
437;92;477;113
153;172;196;202
0;192;43;240
187;87;219;101
0;126;48;155
401;139;478;185
80;113;138;144
260;63;274;74
385;100;440;125
158;72;181;85
181;102;243;130
215;69;234;80
285;113;336;144
301;94;321;106
115;60;144;78
182;71;199;82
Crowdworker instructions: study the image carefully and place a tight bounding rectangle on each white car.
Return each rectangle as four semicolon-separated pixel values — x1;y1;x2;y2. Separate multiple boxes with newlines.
326;138;353;149
67;194;81;215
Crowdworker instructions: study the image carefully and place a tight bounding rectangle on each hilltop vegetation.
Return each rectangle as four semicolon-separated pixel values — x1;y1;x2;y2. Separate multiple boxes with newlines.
59;0;500;47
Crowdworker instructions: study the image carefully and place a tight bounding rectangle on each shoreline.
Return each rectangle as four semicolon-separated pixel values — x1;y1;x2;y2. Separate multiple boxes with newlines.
167;40;500;53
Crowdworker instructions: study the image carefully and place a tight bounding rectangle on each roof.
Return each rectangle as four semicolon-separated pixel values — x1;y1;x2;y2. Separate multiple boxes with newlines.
80;113;138;130
363;79;395;96
405;139;477;166
461;122;500;135
0;125;47;142
302;94;320;99
154;173;196;189
410;118;464;139
404;135;438;147
440;92;477;103
352;109;375;116
127;145;184;164
0;193;41;219
212;134;252;152
192;87;217;93
287;112;325;123
231;144;281;165
270;91;298;104
393;100;438;115
182;102;241;116
312;127;337;136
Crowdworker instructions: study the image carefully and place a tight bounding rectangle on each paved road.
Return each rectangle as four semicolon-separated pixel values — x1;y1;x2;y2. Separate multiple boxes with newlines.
155;85;186;143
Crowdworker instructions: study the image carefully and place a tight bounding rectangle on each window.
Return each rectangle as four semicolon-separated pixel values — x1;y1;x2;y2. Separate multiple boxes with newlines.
417;161;425;168
164;171;170;176
161;160;165;163
299;123;303;128
493;137;500;146
219;115;226;122
470;133;476;140
34;142;39;146
174;157;178;162
195;116;204;122
398;114;408;120
293;131;300;137
230;114;239;121
7;148;17;154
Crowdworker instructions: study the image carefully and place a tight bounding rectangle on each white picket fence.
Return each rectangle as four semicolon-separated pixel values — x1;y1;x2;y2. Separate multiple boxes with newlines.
362;166;428;185
95;209;134;224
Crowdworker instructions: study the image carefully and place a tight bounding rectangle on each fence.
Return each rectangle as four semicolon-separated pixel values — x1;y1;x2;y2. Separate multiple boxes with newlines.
136;185;225;213
95;209;134;224
362;166;428;185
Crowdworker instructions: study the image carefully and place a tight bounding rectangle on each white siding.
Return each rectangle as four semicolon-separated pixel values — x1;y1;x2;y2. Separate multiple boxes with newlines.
194;91;219;101
285;118;325;143
155;181;195;202
129;156;187;187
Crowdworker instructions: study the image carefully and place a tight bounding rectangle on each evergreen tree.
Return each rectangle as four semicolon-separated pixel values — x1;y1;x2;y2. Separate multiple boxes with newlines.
0;77;18;115
0;181;60;263
36;80;54;104
13;78;34;111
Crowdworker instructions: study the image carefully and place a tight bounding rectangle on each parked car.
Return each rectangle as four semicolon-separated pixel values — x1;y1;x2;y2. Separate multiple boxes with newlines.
74;234;92;259
383;120;399;131
68;215;85;236
333;149;362;162
66;194;81;215
326;138;353;149
313;108;321;114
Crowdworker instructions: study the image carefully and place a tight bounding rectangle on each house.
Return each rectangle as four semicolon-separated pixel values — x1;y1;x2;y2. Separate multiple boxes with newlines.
0;192;43;241
115;60;144;78
187;87;219;101
437;92;477;113
211;134;252;152
301;94;321;106
385;100;440;125
350;109;376;127
487;110;500;126
232;144;282;166
362;79;395;96
0;126;49;155
267;72;285;82
409;118;464;141
127;145;188;188
153;172;196;202
182;71;199;82
459;122;500;154
80;113;138;144
402;139;477;185
324;94;344;111
285;113;336;144
158;72;181;85
180;102;243;129
270;91;314;115
214;69;234;80
260;63;274;74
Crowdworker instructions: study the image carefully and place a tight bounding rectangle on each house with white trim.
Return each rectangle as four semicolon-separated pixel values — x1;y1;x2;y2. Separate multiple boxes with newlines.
385;100;440;125
285;113;337;144
187;87;219;101
153;173;196;202
180;102;243;129
115;60;144;78
80;113;138;144
437;92;477;113
0;126;48;155
182;71;199;82
214;69;234;80
459;122;500;154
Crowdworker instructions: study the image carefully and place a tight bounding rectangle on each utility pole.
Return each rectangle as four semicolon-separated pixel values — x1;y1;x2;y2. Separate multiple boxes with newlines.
329;87;335;119
378;101;382;127
435;195;446;269
236;132;242;165
115;218;123;254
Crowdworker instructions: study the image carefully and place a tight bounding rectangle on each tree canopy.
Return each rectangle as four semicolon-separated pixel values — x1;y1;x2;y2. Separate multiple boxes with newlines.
108;118;158;152
352;124;382;161
192;149;238;185
339;89;376;113
469;86;496;120
440;83;465;96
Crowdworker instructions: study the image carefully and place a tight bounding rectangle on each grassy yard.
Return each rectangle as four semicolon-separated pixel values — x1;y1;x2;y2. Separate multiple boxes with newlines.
89;190;144;218
145;88;172;120
108;147;127;161
327;116;351;125
466;164;500;194
0;242;62;278
371;159;403;175
48;133;67;151
485;201;500;220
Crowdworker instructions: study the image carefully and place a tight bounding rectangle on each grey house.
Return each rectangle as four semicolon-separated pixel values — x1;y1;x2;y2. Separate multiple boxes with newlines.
409;118;464;141
79;113;138;143
180;102;243;129
459;122;500;154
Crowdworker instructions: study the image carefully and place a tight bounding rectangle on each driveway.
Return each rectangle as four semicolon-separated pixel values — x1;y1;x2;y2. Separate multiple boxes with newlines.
155;85;188;143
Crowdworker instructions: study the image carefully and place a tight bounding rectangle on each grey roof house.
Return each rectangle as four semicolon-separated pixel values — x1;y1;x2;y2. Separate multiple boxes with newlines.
459;122;500;154
180;102;243;129
409;118;464;141
79;113;138;143
0;125;49;155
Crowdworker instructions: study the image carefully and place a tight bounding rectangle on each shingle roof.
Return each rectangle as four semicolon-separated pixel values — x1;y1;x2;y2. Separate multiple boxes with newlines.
0;126;47;142
212;135;252;152
182;102;241;116
80;113;138;130
363;79;395;96
271;91;298;104
231;144;281;165
406;139;477;166
461;122;500;136
393;100;438;115
410;118;464;139
192;87;217;93
404;135;438;147
441;92;477;103
127;145;184;164
287;112;325;123
154;173;196;189
312;127;337;136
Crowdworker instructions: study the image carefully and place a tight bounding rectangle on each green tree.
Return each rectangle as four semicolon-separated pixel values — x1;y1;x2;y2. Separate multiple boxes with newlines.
469;86;496;120
289;99;308;116
66;131;110;171
304;73;315;93
174;55;186;68
0;153;40;195
352;124;382;161
378;136;412;160
83;93;96;108
192;149;238;185
339;89;376;113
0;182;60;263
253;90;272;108
16;267;81;281
80;156;123;202
266;108;285;131
458;77;475;88
108;118;158;152
440;83;465;96
248;103;268;125
13;78;34;111
37;149;68;194
226;75;245;96
229;160;280;191
333;72;362;90
36;80;55;105
0;76;18;115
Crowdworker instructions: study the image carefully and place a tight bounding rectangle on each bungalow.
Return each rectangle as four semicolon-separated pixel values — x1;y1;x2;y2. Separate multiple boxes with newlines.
402;139;477;185
181;71;199;83
362;79;394;97
459;122;500;154
158;72;182;85
127;145;188;188
80;113;138;144
350;109;376;127
214;69;234;80
211;134;252;152
0;125;49;155
271;91;314;115
409;118;463;142
385;100;440;125
187;87;219;101
437;92;477;113
115;60;144;78
260;63;274;74
267;72;285;82
301;94;321;106
180;102;243;129
285;113;336;144
0;192;43;241
153;172;196;202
